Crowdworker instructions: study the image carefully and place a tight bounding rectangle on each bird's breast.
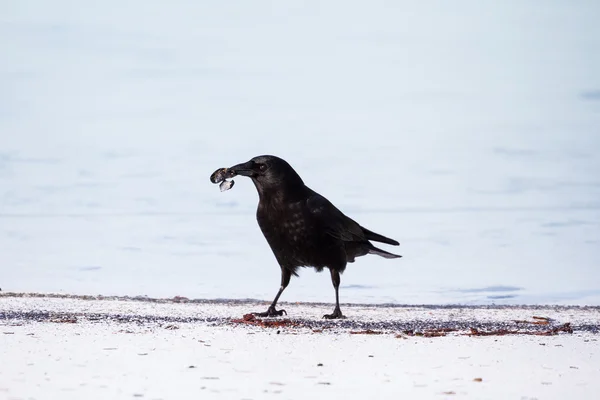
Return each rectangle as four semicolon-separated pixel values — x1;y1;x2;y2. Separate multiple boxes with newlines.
256;202;320;265
258;204;310;240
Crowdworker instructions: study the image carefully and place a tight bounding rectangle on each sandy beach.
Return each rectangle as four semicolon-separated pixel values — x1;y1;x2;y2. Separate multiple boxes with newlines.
1;293;598;400
2;2;599;399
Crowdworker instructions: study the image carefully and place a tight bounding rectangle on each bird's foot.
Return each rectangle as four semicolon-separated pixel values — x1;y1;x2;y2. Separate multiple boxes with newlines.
323;307;346;319
252;306;287;317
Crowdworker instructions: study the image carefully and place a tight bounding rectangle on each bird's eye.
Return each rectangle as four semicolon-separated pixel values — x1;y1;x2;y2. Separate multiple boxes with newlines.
259;164;267;171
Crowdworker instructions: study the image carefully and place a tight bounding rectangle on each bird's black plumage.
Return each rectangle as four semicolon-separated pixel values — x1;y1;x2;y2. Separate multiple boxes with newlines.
224;155;401;319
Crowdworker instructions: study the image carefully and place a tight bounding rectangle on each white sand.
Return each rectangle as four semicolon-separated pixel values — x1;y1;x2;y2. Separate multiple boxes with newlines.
1;295;599;399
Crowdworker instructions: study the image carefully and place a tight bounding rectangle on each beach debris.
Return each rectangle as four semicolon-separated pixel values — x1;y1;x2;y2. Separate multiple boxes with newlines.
236;313;258;323
231;313;298;328
397;329;424;337
317;363;324;367
442;391;456;395
533;316;551;322
539;323;574;335
350;329;383;335
164;324;179;330
188;365;196;369
473;378;483;382
210;167;235;192
424;328;457;337
514;316;551;325
396;328;457;338
50;315;77;323
469;327;511;336
423;331;446;337
467;323;572;336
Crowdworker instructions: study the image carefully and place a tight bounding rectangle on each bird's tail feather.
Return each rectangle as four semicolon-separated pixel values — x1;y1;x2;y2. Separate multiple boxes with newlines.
362;227;400;246
368;244;402;259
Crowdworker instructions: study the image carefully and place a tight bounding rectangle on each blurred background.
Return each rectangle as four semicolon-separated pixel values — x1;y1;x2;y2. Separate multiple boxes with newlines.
1;0;599;305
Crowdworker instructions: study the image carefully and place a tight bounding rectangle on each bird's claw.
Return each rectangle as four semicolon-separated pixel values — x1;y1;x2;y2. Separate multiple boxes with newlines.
323;308;346;319
252;307;287;317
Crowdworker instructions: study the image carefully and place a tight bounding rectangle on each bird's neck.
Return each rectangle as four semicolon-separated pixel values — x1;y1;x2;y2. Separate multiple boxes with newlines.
256;183;308;206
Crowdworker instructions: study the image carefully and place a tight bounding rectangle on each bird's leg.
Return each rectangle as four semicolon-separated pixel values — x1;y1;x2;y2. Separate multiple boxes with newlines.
323;269;346;319
253;268;291;317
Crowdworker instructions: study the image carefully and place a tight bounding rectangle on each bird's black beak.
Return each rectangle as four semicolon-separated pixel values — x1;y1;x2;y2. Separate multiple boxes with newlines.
229;160;255;177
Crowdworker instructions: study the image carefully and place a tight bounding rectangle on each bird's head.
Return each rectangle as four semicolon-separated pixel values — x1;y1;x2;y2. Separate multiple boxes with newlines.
228;155;304;197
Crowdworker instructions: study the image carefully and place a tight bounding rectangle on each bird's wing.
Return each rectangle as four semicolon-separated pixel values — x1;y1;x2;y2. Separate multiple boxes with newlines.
306;192;366;242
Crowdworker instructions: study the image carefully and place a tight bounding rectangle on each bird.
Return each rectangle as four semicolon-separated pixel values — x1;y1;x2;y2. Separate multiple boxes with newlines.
222;155;401;319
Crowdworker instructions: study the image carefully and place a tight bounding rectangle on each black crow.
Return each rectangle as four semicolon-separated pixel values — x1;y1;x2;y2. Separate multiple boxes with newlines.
220;155;401;319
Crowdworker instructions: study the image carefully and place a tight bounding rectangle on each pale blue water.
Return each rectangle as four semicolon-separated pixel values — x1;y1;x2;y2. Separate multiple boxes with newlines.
1;1;599;305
